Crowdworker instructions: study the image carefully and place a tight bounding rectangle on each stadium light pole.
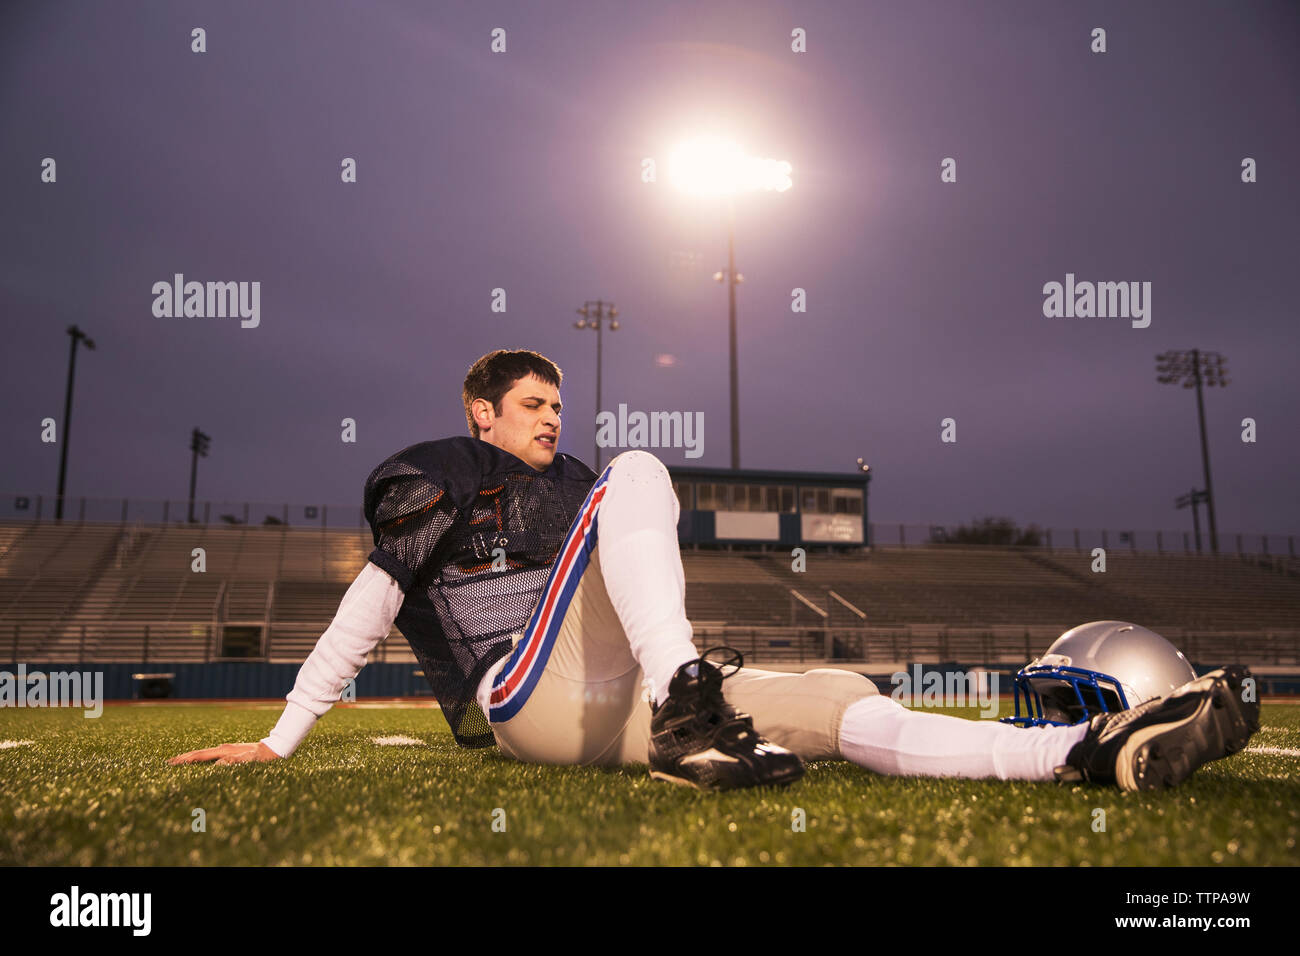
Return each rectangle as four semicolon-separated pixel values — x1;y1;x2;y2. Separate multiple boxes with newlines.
1157;350;1228;555
573;300;619;471
55;325;95;521
719;198;742;474
856;457;873;550
1175;488;1209;553
668;137;792;470
188;428;211;524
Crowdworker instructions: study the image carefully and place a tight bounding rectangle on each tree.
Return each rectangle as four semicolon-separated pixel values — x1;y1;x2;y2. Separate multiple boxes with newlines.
938;516;1042;547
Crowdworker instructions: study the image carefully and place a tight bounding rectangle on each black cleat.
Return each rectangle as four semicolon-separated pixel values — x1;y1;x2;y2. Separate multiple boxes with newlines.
648;646;804;791
1055;665;1260;791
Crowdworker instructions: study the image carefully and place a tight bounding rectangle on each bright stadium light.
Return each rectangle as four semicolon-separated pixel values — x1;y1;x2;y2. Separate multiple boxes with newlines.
666;136;793;469
667;137;793;197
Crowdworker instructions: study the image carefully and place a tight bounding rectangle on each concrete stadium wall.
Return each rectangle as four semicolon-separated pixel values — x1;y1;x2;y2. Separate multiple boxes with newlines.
0;661;434;700
4;660;1298;700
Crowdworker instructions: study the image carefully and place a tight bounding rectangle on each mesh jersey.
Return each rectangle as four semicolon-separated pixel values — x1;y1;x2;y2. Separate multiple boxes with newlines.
363;436;598;748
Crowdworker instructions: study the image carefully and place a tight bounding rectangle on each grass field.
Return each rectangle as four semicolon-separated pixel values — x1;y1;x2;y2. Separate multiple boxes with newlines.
2;701;1297;866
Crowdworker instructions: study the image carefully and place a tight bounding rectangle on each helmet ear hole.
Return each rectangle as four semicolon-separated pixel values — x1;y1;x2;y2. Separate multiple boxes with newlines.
1033;680;1124;724
1076;682;1124;716
1037;683;1088;724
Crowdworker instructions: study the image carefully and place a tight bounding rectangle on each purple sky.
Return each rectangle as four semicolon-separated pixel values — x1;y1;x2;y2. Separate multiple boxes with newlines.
2;0;1297;535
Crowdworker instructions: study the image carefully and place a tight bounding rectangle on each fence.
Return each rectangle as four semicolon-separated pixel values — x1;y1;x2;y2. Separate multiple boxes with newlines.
7;623;1298;701
3;621;415;665
690;624;1300;667
3;493;1295;557
7;620;1298;671
0;494;366;529
880;522;1297;558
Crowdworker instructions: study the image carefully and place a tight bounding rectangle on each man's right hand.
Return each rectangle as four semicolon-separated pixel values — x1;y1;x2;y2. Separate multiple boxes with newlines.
168;742;281;765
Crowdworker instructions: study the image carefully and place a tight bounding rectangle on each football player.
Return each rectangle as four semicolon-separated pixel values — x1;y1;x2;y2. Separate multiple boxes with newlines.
171;350;1259;791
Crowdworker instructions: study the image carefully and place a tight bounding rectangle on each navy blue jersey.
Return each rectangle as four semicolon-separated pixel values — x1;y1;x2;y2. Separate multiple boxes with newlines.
363;436;597;747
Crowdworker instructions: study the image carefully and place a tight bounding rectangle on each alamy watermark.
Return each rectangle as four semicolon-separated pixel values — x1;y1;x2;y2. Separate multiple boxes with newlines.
1042;273;1150;328
151;274;260;328
595;403;703;458
890;665;999;718
49;886;150;935
0;664;103;718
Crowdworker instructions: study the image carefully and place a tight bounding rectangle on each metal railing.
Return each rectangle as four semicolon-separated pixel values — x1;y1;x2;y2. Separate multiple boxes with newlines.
875;523;1297;558
1;621;413;665
6;621;1298;672
686;624;1300;667
0;494;367;529
2;494;1294;557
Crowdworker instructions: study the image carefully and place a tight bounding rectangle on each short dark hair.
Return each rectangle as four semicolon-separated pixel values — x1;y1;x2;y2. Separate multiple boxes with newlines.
462;349;563;439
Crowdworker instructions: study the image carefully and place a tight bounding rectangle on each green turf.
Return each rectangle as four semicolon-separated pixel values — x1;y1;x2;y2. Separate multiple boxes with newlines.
1;702;1296;866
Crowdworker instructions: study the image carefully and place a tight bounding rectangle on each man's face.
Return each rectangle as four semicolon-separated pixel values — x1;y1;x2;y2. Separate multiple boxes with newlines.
473;374;562;471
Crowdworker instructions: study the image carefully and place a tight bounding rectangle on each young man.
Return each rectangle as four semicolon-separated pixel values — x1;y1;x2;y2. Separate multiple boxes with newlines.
171;349;1260;791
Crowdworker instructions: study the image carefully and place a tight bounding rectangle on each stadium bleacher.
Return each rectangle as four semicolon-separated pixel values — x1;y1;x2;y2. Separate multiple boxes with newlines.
1;521;1297;674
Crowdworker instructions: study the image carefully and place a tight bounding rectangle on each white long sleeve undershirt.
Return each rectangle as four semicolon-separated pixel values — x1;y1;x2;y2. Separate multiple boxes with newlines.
260;562;405;757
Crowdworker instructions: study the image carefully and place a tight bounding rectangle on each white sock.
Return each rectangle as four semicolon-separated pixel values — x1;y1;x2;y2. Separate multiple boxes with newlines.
838;695;1090;781
596;452;699;704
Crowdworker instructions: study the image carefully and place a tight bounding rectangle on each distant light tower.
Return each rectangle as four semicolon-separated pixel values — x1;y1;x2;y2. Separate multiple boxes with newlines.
188;428;211;524
1175;488;1210;553
856;457;873;550
713;201;745;473
55;325;95;521
1157;349;1228;554
573;300;619;470
669;137;792;470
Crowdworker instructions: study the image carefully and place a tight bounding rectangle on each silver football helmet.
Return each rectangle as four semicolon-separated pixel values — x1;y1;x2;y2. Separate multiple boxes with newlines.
1003;621;1197;727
